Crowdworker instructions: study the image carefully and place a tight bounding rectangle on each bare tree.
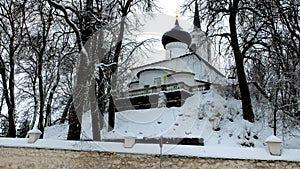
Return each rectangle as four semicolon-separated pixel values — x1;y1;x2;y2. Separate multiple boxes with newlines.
0;1;27;137
48;0;158;140
182;0;256;122
13;1;78;139
20;1;54;137
182;0;299;132
246;0;300;135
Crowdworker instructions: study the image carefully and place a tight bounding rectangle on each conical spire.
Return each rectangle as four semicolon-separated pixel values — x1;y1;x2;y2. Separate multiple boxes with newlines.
193;0;201;30
175;8;180;28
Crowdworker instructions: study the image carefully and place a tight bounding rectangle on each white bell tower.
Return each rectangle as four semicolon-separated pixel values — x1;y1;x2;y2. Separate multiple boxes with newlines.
189;0;213;64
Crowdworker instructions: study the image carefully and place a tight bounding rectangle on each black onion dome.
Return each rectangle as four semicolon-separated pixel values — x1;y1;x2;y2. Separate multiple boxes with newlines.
162;19;192;49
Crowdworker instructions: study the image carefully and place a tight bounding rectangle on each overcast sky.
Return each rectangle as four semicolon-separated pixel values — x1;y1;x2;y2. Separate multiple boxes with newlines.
157;0;186;16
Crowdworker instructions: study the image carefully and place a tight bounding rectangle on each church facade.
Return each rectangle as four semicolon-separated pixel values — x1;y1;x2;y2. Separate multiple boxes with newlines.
115;10;226;111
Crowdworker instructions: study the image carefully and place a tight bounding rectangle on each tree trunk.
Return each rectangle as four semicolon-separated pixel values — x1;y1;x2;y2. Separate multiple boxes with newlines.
107;15;127;131
67;102;81;140
45;91;54;126
8;50;16;137
29;77;38;130
45;63;60;127
229;0;254;122
60;96;72;124
0;40;16;138
37;52;45;137
37;6;53;137
90;79;101;140
96;66;106;130
64;0;95;141
108;95;115;131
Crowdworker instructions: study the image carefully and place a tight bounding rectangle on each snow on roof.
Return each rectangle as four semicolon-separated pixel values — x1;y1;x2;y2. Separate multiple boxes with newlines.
131;53;194;71
136;67;175;78
265;135;282;143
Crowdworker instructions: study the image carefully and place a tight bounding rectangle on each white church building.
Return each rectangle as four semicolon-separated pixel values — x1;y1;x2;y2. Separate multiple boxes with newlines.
115;8;226;111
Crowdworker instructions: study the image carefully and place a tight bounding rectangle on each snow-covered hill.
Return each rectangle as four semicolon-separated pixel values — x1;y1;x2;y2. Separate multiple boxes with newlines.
45;88;300;149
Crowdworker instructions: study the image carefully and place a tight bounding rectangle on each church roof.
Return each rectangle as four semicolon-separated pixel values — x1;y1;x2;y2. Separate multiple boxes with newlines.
136;67;175;78
161;18;192;49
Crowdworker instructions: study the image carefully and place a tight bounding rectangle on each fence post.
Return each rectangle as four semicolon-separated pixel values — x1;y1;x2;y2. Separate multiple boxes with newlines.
159;136;163;169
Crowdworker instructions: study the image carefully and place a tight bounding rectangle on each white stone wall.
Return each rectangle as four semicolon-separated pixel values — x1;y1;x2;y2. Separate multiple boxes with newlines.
171;72;195;86
0;147;299;169
165;42;189;59
191;30;209;62
138;69;173;88
132;55;226;85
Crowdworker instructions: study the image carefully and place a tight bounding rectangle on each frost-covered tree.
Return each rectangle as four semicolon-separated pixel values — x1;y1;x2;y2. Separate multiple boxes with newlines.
182;0;299;133
182;0;255;122
245;0;300;135
48;0;158;140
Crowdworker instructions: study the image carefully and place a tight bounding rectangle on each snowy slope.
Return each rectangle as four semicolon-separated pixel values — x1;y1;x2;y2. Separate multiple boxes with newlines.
45;88;300;149
102;89;299;148
44;124;69;140
102;90;220;139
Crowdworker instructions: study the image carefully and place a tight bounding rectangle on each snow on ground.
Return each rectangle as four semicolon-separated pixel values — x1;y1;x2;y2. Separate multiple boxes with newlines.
0;137;300;162
43;88;300;149
1;88;300;161
99;89;299;149
44;123;69;140
102;90;225;140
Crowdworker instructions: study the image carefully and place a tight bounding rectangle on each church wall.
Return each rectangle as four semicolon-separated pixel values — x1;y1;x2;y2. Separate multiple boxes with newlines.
132;56;197;78
191;30;209;62
182;55;207;81
181;55;226;85
195;41;209;62
208;68;227;85
131;54;226;86
191;31;223;74
138;69;173;88
171;73;195;86
165;42;189;59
